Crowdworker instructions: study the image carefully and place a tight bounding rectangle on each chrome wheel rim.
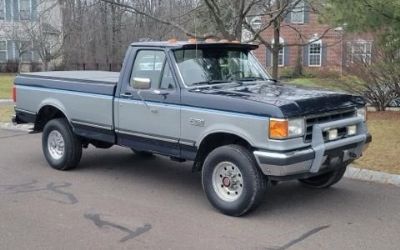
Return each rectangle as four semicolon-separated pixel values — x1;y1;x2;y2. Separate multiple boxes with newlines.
212;161;244;202
47;130;65;160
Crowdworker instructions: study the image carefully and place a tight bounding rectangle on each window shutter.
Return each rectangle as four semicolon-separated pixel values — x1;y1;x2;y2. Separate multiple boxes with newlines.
304;2;310;23
14;41;20;60
303;45;309;66
31;0;37;20
284;46;290;66
7;40;13;61
5;0;11;21
13;0;18;21
266;47;271;67
321;42;327;66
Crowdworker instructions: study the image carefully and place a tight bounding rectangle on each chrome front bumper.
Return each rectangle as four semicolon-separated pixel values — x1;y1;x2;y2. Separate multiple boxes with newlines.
254;117;371;177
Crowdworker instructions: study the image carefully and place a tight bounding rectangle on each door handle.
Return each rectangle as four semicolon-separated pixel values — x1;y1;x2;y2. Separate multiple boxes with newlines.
120;92;132;98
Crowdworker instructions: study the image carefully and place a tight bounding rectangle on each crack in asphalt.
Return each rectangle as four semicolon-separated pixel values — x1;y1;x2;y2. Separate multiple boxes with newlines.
266;225;331;250
84;212;152;243
0;180;78;204
0;133;30;139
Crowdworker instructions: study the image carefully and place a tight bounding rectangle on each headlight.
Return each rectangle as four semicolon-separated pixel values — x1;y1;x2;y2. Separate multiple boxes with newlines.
269;118;305;139
357;107;367;121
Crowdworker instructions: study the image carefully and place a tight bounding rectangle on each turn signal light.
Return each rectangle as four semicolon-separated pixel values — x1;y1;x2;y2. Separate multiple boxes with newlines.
269;119;288;139
12;86;16;102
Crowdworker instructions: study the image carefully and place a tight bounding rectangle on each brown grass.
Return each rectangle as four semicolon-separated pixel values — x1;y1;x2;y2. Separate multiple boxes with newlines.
355;112;400;174
0;74;16;99
0;105;14;122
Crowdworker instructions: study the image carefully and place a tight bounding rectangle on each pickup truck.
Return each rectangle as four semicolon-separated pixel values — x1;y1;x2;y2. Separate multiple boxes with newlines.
13;41;371;216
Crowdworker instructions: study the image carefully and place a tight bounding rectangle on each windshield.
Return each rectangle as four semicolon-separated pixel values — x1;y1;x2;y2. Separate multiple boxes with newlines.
173;48;271;87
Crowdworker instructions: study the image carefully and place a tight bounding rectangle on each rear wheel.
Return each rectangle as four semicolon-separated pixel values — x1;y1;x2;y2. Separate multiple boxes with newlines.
298;164;348;189
42;118;82;170
202;145;267;216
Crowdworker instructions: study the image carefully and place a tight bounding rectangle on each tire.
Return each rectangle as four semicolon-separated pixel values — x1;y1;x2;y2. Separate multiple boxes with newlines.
131;149;154;158
42;118;82;170
202;145;267;216
298;164;348;189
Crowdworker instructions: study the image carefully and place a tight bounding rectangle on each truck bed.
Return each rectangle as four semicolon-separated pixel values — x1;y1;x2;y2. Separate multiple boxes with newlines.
16;71;119;96
14;71;120;142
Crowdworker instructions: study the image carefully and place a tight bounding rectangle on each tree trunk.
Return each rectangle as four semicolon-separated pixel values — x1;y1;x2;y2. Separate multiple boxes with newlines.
271;20;280;80
43;61;49;71
293;46;303;77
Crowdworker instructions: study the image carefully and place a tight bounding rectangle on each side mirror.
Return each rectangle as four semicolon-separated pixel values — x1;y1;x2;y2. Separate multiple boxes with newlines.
132;77;151;90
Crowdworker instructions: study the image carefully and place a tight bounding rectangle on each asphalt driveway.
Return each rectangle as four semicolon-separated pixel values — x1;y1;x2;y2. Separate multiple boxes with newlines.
0;128;399;249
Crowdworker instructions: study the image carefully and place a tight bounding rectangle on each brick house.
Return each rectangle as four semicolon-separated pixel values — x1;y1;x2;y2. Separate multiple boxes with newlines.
251;0;374;77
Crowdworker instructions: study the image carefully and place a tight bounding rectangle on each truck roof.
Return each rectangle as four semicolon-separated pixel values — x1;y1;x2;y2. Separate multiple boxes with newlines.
130;41;258;50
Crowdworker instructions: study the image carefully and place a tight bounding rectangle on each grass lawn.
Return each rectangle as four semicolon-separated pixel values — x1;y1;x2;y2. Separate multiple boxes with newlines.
0;73;16;99
0;105;14;122
286;77;342;90
355;112;400;175
285;76;362;92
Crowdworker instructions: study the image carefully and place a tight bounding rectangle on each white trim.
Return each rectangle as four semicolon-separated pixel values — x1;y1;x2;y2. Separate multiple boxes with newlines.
0;39;8;62
308;39;322;67
10;0;13;20
290;0;305;24
0;0;5;20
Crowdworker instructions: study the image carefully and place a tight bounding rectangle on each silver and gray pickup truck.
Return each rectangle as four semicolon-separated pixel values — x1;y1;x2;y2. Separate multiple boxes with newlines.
13;41;371;216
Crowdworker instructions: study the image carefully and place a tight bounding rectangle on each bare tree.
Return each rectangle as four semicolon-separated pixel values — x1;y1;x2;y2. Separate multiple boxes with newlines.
2;23;33;72
97;0;332;79
342;48;400;111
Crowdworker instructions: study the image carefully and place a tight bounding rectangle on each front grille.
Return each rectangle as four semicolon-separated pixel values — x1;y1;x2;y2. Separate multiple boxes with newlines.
304;109;357;143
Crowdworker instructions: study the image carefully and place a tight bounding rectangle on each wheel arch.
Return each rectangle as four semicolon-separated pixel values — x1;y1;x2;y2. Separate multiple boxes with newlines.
35;101;70;131
193;131;254;172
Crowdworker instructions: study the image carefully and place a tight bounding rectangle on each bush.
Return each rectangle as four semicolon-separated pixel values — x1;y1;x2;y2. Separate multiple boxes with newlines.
31;62;42;72
3;60;18;73
343;57;400;111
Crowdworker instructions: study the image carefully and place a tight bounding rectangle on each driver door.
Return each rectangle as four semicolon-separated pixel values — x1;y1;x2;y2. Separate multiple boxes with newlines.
117;49;181;157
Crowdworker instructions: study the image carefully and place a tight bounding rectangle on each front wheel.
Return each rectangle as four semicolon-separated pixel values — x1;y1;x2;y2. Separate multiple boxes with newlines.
42;118;82;170
202;145;267;216
298;165;348;189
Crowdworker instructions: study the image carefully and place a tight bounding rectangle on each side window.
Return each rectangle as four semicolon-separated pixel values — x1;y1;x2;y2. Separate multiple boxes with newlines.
130;50;166;89
159;64;175;90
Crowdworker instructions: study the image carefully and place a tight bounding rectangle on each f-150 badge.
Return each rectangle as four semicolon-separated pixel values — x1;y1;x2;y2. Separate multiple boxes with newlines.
189;118;205;127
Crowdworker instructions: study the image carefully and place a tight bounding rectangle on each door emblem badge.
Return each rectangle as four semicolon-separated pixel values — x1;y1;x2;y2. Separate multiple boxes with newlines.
189;118;205;127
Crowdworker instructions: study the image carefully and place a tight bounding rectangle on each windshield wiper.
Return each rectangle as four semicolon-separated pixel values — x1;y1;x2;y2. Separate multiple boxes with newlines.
236;76;277;82
190;80;228;86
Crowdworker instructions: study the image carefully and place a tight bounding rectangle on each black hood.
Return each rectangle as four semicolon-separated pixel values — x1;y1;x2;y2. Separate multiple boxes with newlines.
183;82;365;118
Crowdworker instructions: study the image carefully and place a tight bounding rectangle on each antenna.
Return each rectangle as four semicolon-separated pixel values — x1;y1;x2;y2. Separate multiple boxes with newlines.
194;16;198;59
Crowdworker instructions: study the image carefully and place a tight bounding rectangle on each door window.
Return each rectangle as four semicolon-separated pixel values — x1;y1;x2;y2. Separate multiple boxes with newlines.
159;65;175;90
130;50;166;89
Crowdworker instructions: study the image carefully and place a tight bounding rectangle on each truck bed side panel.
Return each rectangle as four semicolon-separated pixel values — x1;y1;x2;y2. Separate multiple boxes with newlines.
15;75;116;143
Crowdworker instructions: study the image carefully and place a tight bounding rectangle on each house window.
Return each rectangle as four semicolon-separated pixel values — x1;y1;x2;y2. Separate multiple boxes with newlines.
291;0;305;24
309;40;322;66
271;37;285;67
19;0;31;20
20;41;33;62
351;40;372;64
0;0;5;20
0;40;7;62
